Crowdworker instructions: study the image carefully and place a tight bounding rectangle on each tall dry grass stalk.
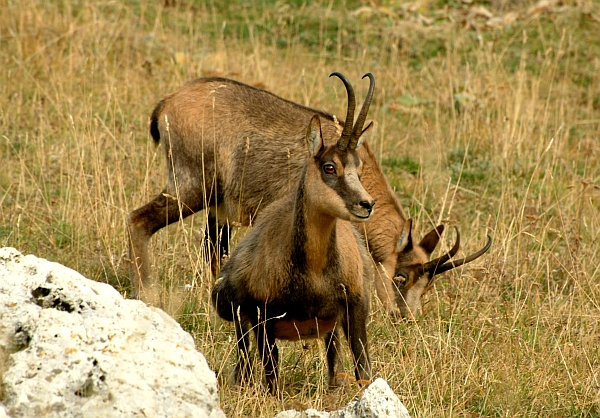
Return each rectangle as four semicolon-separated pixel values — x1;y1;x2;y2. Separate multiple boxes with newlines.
1;0;598;416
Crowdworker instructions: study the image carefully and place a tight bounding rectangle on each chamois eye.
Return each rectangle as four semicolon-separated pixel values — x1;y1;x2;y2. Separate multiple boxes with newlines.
323;163;336;175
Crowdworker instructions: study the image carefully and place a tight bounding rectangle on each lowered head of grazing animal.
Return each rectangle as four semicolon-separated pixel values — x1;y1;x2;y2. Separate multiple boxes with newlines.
391;219;492;318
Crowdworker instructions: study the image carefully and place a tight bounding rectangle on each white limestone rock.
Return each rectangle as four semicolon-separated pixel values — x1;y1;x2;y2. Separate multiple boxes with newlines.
0;247;225;418
275;378;411;418
347;378;411;418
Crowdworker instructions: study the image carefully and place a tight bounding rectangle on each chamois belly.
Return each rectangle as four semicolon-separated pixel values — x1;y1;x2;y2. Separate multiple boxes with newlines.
273;318;337;341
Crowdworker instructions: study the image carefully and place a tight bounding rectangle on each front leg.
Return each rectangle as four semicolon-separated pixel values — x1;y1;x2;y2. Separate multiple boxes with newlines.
254;312;279;395
342;298;372;384
233;315;252;385
324;328;347;388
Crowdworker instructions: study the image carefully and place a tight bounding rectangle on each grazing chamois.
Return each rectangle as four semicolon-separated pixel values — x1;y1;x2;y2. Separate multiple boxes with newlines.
212;74;374;394
128;72;491;315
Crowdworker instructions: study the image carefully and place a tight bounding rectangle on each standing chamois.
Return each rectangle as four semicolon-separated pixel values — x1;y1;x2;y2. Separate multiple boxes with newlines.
128;72;491;316
212;73;375;394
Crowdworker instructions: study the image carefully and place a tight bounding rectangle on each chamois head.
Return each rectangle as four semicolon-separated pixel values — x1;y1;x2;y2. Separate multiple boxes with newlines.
393;219;492;318
303;73;376;222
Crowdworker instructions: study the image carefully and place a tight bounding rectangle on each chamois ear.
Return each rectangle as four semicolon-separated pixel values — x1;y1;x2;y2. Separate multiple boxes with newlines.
355;121;374;150
306;114;324;157
396;219;413;253
419;225;445;255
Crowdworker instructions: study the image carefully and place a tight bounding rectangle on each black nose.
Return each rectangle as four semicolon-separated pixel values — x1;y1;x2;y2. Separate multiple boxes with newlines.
359;200;375;213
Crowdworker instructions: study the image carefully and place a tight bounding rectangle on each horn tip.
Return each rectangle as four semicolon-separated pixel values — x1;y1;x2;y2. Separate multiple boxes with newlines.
484;235;493;250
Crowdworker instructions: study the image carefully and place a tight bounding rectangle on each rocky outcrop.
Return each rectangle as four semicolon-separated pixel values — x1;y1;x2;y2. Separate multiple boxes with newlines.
275;378;411;418
0;247;225;418
0;247;412;418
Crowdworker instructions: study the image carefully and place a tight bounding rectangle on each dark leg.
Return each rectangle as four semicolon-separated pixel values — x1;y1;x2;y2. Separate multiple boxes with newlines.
342;299;372;384
128;185;204;306
233;316;252;385
324;328;347;388
254;313;279;395
205;214;231;277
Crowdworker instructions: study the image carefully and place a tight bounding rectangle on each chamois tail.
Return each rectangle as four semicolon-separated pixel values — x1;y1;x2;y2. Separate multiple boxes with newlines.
149;100;166;144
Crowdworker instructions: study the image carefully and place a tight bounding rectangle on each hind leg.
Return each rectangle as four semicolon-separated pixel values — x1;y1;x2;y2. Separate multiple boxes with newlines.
205;214;231;277
128;186;204;306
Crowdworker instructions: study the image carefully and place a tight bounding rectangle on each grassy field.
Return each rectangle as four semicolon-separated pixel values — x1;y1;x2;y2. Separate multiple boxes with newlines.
1;0;599;416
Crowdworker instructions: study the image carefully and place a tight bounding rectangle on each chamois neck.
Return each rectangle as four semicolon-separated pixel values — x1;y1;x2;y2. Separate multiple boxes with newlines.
356;143;406;261
359;143;405;219
291;170;337;274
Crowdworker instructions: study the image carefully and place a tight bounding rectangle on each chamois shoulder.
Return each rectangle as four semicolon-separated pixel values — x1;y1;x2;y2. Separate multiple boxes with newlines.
218;193;295;302
332;221;370;296
354;142;405;259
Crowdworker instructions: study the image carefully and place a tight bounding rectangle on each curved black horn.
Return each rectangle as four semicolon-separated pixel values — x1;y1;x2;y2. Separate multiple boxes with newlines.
431;235;492;276
422;226;460;275
330;72;356;151
349;73;375;149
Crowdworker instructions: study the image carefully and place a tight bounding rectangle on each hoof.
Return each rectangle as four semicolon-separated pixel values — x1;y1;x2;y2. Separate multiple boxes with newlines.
329;372;355;388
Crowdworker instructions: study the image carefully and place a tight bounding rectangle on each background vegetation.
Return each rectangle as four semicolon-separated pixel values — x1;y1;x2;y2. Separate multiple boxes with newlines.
1;0;599;416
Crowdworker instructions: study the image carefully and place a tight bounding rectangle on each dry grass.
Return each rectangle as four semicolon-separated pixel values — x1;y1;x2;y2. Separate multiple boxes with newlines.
1;0;599;416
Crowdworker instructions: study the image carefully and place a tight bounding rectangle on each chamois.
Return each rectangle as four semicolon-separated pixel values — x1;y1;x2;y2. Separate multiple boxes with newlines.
128;72;491;316
212;73;375;394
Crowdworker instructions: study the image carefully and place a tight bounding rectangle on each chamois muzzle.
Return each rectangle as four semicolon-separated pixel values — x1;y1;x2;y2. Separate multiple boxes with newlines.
355;199;375;219
360;200;375;213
